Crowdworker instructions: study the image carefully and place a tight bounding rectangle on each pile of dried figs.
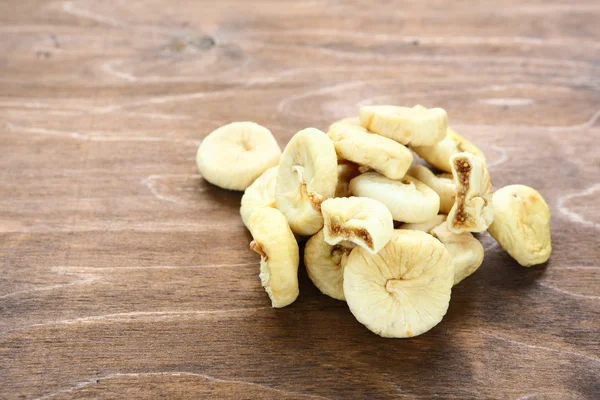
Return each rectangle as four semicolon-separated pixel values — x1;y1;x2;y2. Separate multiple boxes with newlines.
195;105;552;338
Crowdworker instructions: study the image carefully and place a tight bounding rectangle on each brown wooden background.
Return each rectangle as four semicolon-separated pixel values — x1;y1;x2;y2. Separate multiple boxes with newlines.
1;0;599;399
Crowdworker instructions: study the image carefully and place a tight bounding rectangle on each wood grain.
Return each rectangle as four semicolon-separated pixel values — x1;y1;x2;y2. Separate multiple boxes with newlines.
1;0;599;398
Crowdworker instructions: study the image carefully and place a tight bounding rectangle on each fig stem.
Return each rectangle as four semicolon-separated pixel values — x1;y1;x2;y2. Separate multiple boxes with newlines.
250;240;268;260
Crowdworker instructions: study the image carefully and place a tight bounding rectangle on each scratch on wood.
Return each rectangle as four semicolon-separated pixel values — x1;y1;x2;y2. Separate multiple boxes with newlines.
556;184;600;230
1;118;200;145
141;174;203;204
482;331;600;364
243;29;600;49
0;275;97;299
35;371;330;399
28;308;272;328
61;1;124;27
57;263;257;271
536;281;600;300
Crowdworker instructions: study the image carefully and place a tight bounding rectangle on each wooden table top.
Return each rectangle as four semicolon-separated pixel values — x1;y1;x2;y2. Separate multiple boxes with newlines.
1;1;599;399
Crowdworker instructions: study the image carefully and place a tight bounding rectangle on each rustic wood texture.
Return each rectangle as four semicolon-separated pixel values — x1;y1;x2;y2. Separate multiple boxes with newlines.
1;0;599;399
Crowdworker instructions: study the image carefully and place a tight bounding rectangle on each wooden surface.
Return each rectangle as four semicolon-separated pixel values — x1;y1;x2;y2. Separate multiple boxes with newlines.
1;0;599;399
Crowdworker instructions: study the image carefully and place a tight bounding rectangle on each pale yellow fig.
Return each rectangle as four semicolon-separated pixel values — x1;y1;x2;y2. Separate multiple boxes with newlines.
275;128;338;236
248;207;299;308
359;105;447;146
400;214;447;232
350;172;440;223
430;222;484;285
304;229;353;301
408;165;456;214
196;122;281;191
335;161;361;198
327;122;413;179
447;152;494;233
400;216;484;285
412;127;486;173
321;197;393;254
240;166;278;228
488;185;552;267
343;230;454;338
328;117;361;131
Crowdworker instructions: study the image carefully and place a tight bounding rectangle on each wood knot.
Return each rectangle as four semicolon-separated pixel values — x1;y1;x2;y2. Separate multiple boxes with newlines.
190;35;216;50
